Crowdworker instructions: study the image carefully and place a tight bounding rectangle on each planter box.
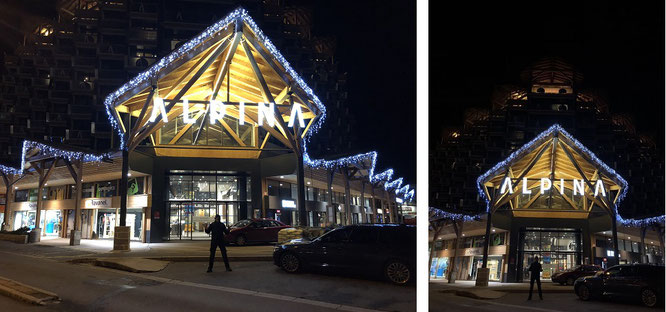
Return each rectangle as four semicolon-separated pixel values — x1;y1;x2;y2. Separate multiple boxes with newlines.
0;233;28;244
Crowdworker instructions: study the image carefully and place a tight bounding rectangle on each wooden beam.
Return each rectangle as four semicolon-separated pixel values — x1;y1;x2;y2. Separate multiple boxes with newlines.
242;39;298;152
129;39;229;151
168;110;205;144
211;32;241;100
492;141;550;207
558;141;613;214
130;86;156;139
218;118;247;147
242;30;319;115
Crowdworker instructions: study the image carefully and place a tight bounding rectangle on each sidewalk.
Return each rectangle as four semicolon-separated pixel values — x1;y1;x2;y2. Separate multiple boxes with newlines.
0;238;275;262
430;279;576;299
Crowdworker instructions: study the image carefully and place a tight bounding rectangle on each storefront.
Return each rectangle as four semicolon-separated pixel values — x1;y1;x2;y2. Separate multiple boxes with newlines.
519;228;581;280
166;171;249;240
431;124;665;284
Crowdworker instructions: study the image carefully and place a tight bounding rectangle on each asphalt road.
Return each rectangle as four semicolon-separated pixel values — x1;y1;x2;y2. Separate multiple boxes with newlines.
430;289;657;312
0;250;415;311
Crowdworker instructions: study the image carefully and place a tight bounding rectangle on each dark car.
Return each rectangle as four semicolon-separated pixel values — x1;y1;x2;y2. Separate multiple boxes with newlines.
552;265;602;285
574;264;664;308
226;219;290;246
273;224;416;285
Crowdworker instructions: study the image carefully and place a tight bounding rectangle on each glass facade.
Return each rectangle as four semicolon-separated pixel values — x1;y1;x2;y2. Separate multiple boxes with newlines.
520;228;581;280
167;171;250;240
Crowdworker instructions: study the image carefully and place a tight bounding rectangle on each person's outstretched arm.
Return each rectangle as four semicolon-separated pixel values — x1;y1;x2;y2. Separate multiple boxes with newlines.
205;224;211;234
223;223;230;235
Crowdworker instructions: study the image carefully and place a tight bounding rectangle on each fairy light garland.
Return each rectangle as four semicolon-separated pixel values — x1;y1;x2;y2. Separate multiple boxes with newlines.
103;8;326;148
429;207;481;222
469;123;662;228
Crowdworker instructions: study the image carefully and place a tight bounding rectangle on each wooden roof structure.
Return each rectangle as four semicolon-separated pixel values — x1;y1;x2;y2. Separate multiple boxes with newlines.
478;124;627;220
104;8;324;159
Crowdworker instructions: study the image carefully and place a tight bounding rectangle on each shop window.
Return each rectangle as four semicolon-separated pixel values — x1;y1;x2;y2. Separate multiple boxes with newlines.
459;237;473;249
490;233;505;246
82;183;95;198
193;175;216;200
169;176;192;200
434;240;443;251
95;181;116;197
216;176;237;200
473;236;485;248
127;177;144;195
290;184;298;199
267;180;279;196
279;182;291;199
14;189;29;202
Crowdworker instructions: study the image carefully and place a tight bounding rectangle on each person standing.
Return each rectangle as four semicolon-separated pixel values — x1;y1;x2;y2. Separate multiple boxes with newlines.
527;256;543;300
205;215;231;273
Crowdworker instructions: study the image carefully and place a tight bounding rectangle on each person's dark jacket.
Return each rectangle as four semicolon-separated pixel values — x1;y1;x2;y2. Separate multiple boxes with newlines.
205;221;230;242
528;261;543;278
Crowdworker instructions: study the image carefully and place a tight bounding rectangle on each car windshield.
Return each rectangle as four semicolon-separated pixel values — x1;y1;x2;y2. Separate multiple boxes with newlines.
232;220;252;228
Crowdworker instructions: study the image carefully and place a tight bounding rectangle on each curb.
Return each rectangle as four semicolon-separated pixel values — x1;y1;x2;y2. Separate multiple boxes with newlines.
68;256;273;264
0;277;60;305
437;288;574;294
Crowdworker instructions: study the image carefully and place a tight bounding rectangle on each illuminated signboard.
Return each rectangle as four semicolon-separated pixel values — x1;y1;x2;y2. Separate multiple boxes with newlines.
499;177;606;197
149;98;306;128
281;200;296;209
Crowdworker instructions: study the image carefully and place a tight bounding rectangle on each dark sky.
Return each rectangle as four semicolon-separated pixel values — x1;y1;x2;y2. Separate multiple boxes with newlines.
312;0;417;186
429;1;665;148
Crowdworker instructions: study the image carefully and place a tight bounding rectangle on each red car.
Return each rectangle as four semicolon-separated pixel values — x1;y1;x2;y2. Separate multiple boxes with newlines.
226;219;290;246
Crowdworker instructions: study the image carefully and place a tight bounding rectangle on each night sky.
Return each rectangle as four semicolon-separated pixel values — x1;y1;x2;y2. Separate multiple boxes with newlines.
312;0;417;186
429;1;665;149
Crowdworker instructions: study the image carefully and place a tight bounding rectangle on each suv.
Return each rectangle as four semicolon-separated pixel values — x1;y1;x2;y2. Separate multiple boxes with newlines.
574;264;665;307
552;265;601;285
273;224;416;285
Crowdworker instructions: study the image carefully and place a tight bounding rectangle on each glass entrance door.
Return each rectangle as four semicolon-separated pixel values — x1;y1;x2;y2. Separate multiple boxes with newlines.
192;203;216;239
169;201;241;240
520;228;581;281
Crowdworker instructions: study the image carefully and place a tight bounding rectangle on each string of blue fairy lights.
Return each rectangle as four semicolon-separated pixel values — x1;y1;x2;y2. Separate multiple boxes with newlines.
431;124;663;227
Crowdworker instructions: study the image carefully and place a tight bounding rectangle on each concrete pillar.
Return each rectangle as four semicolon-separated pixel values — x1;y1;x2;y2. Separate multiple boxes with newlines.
70;159;83;246
115;149;130;251
326;169;335;225
360;181;367;223
296;146;307;227
611;214;620;265
476;211;492;286
342;168;351;225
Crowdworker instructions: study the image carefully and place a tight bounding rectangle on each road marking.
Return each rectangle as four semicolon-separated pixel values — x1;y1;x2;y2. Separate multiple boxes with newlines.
91;265;384;312
1;250;387;312
451;296;566;312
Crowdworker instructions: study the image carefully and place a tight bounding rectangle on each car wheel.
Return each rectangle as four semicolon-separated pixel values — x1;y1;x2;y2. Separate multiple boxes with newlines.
640;288;657;308
577;285;591;301
385;260;411;285
567;277;575;286
235;235;246;246
280;253;300;273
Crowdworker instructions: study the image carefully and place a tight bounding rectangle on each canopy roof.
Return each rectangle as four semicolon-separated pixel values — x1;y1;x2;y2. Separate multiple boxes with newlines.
104;8;325;158
477;124;628;219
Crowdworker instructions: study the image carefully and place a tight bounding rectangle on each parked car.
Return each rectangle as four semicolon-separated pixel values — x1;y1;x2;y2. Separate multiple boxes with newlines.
552;265;601;285
226;219;290;246
574;264;665;307
273;224;416;285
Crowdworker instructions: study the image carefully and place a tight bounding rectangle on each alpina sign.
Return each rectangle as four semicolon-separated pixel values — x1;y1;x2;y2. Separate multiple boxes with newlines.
148;98;306;128
499;177;606;197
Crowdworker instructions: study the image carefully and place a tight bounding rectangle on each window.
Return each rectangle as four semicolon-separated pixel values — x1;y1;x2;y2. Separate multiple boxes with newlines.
267;180;279;196
15;190;29;202
490;233;505;246
321;228;352;243
349;228;378;244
